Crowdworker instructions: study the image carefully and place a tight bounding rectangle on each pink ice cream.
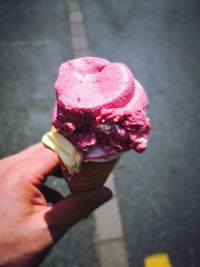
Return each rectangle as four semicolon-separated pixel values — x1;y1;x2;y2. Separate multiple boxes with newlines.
52;57;151;160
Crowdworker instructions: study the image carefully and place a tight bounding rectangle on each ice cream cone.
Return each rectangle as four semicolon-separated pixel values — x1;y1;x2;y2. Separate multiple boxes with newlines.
43;57;151;191
42;127;119;192
61;158;119;192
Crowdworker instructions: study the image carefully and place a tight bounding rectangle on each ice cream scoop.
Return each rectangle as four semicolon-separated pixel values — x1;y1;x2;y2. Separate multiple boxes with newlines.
42;56;151;191
52;57;150;158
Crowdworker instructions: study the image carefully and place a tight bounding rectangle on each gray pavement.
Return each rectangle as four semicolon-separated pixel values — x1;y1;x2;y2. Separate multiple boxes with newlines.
81;0;200;266
0;1;98;267
0;0;200;267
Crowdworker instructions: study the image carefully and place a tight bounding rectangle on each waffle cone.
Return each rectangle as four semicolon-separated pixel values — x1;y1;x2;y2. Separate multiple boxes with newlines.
61;158;119;192
50;126;119;191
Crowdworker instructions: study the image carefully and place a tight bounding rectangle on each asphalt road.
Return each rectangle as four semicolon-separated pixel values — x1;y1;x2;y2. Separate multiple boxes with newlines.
81;0;200;266
0;0;200;266
0;1;97;267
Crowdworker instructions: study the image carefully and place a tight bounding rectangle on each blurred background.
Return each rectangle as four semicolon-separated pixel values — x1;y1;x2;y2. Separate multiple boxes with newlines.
0;0;200;266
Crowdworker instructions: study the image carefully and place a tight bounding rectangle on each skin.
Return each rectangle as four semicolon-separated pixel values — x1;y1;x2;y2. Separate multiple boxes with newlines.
0;143;112;267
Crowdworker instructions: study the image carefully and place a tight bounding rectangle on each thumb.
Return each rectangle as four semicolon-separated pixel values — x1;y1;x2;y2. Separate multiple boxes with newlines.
43;187;112;243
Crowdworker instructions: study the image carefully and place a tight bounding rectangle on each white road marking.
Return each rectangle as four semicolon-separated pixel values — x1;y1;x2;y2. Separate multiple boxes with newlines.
67;1;129;266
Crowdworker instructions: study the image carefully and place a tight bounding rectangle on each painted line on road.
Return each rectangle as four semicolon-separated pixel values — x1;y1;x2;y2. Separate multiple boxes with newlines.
68;0;89;58
94;173;129;267
67;0;129;266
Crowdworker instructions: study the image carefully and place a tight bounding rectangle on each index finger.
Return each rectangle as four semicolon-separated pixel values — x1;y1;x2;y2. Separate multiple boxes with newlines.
21;144;60;186
0;143;45;172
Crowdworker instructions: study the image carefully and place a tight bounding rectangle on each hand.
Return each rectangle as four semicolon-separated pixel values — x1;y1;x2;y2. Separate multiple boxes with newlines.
0;143;112;267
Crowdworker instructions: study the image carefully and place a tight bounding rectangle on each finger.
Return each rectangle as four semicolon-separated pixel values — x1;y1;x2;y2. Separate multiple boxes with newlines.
0;143;44;172
2;143;42;162
42;187;113;243
21;146;59;185
15;143;44;159
39;185;64;204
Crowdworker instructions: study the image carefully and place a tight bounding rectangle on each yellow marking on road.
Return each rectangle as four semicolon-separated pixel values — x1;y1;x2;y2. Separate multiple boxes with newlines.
144;253;172;267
